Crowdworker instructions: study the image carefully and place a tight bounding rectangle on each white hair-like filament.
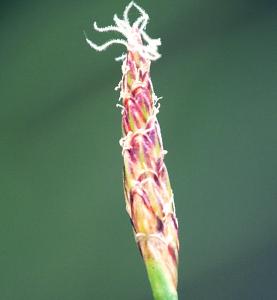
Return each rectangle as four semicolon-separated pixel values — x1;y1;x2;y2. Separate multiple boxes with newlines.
85;1;161;61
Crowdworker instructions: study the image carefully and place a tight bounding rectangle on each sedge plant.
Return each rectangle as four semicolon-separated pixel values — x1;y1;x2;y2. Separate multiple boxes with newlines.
85;2;179;299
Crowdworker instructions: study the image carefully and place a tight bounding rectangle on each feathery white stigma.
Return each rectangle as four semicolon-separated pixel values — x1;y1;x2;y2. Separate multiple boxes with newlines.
85;1;161;61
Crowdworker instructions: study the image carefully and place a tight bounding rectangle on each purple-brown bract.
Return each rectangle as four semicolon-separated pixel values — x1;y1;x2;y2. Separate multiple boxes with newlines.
86;2;179;299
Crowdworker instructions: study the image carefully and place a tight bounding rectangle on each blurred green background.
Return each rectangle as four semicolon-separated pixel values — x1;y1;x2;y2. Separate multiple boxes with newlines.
1;0;277;299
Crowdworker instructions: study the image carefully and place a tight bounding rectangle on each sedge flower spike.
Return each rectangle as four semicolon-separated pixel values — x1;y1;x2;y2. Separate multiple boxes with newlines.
86;2;179;300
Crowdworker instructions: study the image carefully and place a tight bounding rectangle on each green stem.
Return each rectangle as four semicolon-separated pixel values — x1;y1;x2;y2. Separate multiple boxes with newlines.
145;260;178;300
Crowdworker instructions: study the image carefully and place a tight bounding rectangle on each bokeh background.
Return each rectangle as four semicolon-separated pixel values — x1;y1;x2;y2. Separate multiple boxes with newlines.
1;0;277;299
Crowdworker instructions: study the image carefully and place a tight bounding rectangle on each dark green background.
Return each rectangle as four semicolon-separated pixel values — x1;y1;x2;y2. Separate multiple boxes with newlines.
1;0;276;299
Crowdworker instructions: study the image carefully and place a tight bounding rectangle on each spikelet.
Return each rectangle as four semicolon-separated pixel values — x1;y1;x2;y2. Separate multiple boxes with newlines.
86;3;179;299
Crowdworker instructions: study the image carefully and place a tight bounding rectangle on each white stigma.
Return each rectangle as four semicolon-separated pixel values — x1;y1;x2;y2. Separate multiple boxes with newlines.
85;1;161;61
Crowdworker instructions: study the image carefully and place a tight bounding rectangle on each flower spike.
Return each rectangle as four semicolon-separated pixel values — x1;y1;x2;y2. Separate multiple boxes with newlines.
86;2;179;300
